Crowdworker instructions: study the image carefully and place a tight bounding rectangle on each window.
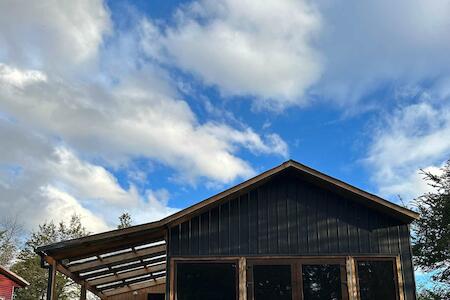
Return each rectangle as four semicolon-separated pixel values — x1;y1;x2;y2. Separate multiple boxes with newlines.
176;262;237;300
253;264;292;300
302;264;343;300
356;260;398;300
248;258;348;300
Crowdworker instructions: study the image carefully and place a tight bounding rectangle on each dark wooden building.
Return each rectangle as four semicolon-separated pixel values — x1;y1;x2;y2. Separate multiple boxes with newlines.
36;160;418;300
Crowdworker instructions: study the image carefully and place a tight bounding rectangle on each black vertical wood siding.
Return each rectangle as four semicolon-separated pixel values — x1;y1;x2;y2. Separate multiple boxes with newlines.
168;172;416;300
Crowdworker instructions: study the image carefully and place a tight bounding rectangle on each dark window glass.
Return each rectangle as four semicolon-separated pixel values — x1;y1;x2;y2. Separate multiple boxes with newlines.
253;264;292;300
357;260;397;300
176;263;236;300
302;264;342;300
148;293;165;300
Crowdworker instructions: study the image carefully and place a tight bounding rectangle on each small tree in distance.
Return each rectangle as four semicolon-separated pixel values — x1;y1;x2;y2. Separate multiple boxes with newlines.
117;212;133;229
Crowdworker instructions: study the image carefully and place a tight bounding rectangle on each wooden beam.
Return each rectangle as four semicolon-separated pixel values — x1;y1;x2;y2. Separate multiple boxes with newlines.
238;257;247;300
98;272;165;291
88;263;166;286
102;278;166;297
396;256;405;300
48;260;57;300
69;244;166;273
38;228;166;261
346;256;358;300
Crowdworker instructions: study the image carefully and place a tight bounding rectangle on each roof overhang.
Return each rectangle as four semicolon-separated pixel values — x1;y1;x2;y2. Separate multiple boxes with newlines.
36;225;167;299
0;265;29;287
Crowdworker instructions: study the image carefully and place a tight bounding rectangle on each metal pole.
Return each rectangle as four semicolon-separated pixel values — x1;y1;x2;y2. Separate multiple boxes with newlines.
47;261;57;300
80;283;87;300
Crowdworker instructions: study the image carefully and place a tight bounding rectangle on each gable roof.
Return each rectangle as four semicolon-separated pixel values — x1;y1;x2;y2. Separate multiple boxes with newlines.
158;159;419;225
0;265;29;287
37;159;418;257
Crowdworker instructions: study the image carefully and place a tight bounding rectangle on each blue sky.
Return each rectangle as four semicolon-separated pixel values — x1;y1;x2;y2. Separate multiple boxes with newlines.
0;0;449;286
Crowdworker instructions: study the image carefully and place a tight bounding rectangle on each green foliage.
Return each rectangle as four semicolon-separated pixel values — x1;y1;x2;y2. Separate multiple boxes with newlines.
412;160;450;296
11;215;89;300
417;287;448;300
117;212;133;229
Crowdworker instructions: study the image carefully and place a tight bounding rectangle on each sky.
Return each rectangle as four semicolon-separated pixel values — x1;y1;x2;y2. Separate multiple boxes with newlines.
0;0;449;242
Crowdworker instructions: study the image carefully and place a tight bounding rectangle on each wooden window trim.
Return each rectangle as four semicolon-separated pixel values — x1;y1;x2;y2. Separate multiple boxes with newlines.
170;255;403;300
353;256;403;300
171;258;239;300
247;257;348;300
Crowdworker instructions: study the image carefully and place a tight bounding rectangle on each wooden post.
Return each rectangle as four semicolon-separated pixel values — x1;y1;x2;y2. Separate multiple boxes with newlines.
47;260;57;300
396;256;405;300
80;283;87;300
346;257;358;300
239;257;247;300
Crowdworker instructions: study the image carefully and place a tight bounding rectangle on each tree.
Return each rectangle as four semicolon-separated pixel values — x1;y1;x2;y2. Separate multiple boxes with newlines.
117;212;133;229
0;215;23;267
412;160;450;296
11;215;89;300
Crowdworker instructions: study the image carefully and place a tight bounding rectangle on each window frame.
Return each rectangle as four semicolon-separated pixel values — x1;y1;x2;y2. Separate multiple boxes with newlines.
173;258;240;300
247;257;348;300
170;256;404;300
353;257;401;300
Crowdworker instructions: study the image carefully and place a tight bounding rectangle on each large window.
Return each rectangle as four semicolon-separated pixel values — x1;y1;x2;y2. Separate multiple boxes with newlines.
247;259;348;300
176;262;237;300
356;259;398;300
175;257;400;300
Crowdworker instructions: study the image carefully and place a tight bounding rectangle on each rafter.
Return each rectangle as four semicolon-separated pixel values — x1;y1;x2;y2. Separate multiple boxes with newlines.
79;256;166;279
87;263;166;286
102;278;166;297
97;272;165;291
69;244;166;273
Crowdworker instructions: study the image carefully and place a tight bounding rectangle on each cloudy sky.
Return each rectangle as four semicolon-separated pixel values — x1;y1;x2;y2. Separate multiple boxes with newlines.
0;0;449;238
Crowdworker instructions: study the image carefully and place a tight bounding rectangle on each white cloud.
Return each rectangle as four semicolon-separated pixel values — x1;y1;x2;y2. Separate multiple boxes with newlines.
40;185;110;233
0;120;177;232
0;0;288;233
0;63;286;183
143;0;322;110
0;63;47;87
366;101;450;201
316;0;450;106
0;0;111;73
141;0;450;110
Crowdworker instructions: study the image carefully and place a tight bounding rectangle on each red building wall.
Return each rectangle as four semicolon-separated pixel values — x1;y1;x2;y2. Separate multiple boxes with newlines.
0;274;16;300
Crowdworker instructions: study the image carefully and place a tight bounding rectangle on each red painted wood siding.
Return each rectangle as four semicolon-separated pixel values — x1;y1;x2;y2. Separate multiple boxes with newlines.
0;274;17;300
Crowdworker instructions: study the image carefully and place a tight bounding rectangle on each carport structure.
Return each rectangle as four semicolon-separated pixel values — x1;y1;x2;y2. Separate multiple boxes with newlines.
36;222;169;299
